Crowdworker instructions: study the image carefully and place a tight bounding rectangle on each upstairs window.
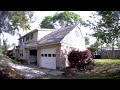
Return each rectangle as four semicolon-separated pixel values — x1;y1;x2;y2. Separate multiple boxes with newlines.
75;30;79;37
23;38;24;42
19;39;22;43
26;36;29;41
31;34;33;40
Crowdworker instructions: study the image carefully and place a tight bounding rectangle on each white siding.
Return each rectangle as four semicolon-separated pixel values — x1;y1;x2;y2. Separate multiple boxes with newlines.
24;31;38;43
60;26;86;51
37;30;53;40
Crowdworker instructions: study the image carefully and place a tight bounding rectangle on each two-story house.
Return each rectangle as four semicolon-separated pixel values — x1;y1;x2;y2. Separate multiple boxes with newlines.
18;29;54;63
16;24;86;69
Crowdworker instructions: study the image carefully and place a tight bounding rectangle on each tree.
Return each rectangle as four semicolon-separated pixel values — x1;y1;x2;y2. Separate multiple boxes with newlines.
85;36;90;47
40;16;54;29
116;39;120;48
0;11;34;54
88;42;98;52
40;11;85;29
0;11;34;35
88;11;120;58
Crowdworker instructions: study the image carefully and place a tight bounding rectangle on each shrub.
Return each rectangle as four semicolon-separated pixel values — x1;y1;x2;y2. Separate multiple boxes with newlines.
9;58;22;65
0;53;3;58
68;49;95;70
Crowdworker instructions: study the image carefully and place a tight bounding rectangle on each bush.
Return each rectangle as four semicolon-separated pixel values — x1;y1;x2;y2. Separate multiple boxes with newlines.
9;58;22;65
68;49;95;70
0;53;3;58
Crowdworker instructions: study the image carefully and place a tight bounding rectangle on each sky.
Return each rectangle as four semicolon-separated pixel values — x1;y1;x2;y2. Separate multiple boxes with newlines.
1;11;96;46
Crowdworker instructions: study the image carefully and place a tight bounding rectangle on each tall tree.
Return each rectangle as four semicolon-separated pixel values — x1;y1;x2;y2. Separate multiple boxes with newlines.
88;11;120;58
0;11;34;54
40;11;85;29
116;39;120;48
40;16;54;29
0;11;34;35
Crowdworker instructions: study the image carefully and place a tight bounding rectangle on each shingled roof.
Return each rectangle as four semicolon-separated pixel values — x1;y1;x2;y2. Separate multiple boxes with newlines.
38;24;77;46
25;24;78;48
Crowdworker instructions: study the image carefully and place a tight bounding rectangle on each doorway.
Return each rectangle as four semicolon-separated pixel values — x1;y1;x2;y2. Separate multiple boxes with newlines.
30;50;37;65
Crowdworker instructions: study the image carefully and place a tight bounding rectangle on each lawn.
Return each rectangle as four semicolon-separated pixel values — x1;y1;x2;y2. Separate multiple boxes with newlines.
39;59;120;79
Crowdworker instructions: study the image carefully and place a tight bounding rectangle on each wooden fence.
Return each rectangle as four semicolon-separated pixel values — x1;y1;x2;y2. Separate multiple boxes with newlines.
98;50;120;59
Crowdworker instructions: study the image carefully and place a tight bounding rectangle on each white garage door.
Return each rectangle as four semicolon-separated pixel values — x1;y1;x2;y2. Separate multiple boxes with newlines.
40;48;56;69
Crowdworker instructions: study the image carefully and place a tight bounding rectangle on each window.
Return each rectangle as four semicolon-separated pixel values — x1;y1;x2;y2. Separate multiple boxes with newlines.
52;54;56;57
41;54;44;57
45;54;47;57
26;36;29;41
31;34;33;40
23;38;24;42
19;39;22;43
75;30;79;37
48;54;51;57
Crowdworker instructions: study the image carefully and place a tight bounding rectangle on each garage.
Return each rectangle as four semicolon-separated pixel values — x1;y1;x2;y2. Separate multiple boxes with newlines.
40;48;56;69
29;50;37;65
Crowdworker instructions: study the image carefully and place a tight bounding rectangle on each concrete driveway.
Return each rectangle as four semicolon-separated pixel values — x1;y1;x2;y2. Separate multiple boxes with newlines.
4;58;64;79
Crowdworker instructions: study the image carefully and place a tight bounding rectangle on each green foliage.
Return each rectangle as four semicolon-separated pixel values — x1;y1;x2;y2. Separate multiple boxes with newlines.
40;11;85;28
40;16;54;29
0;53;3;58
116;39;120;48
9;58;22;64
85;36;90;46
88;11;120;52
0;11;34;35
88;42;99;52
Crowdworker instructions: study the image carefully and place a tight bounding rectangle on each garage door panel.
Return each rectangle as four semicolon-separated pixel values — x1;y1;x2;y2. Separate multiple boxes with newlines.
40;48;56;69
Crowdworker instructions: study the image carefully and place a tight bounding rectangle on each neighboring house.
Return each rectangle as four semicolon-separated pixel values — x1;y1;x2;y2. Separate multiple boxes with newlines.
16;24;86;69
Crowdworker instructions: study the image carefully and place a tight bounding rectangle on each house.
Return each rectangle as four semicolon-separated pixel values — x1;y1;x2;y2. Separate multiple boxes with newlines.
17;24;86;69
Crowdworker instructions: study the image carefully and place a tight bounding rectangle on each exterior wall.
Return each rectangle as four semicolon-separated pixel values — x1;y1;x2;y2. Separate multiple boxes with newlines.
59;26;86;68
37;30;53;40
60;45;75;68
18;29;53;46
60;26;86;51
56;45;64;69
19;44;26;60
25;48;29;64
15;49;19;59
24;31;38;44
37;48;40;66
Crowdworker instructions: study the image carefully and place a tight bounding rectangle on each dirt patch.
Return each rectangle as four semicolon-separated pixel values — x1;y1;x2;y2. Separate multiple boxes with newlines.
0;59;24;79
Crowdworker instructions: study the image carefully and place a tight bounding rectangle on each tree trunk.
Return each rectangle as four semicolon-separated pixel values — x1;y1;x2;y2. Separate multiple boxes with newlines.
106;43;109;58
112;41;115;58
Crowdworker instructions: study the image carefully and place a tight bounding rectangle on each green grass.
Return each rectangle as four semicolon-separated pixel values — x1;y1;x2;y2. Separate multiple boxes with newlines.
0;53;3;58
9;58;22;65
39;59;120;79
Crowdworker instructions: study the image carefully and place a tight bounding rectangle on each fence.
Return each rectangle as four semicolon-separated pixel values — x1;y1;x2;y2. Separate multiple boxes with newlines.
98;50;120;59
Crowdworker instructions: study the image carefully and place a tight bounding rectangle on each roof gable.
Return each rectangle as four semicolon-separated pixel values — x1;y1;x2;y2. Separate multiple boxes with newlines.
37;24;77;46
